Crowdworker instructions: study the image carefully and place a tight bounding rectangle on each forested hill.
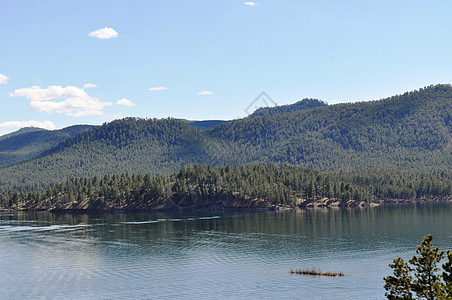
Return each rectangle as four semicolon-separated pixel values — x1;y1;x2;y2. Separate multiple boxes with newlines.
0;127;45;142
208;84;452;170
184;120;227;130
0;118;206;190
0;125;94;167
0;84;451;191
2;165;450;211
250;98;327;117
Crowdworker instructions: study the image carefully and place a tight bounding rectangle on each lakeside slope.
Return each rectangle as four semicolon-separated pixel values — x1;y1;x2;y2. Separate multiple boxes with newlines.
0;85;451;192
1;164;450;211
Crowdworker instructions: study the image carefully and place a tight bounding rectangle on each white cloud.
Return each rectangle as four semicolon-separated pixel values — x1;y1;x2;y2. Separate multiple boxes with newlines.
244;2;259;6
0;73;9;84
148;86;168;91
0;120;56;130
88;27;118;39
83;83;97;89
116;98;135;107
10;85;112;117
197;90;213;95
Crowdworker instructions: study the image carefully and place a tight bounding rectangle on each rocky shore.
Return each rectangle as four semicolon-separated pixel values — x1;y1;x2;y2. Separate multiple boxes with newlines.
1;196;451;212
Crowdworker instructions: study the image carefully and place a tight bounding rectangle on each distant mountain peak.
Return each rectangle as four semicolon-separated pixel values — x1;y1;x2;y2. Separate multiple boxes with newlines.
250;98;328;117
0;127;47;142
0;85;451;191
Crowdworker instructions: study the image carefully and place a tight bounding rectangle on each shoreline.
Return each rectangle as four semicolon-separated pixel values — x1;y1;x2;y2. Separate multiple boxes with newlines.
1;196;451;213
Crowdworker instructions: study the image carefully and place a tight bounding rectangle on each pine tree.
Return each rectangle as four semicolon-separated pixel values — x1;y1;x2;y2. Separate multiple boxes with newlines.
409;235;444;299
384;235;451;300
442;251;452;298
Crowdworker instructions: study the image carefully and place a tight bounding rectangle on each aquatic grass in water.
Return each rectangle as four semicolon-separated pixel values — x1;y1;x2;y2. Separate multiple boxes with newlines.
2;206;452;299
290;268;344;277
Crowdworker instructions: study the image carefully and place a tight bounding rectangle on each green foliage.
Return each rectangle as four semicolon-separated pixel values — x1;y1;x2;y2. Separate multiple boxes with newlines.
0;125;94;167
0;127;45;142
385;257;414;299
209;84;452;170
0;118;204;190
0;164;367;210
410;235;445;299
0;164;450;211
250;98;327;117
443;251;452;297
0;85;450;191
384;235;452;299
185;120;226;130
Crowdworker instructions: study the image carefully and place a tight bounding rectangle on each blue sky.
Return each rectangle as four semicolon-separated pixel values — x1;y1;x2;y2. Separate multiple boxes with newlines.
1;0;452;135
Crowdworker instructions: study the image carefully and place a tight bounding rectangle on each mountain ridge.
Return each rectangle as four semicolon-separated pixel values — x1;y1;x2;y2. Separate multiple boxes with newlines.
0;84;450;191
0;125;95;167
249;98;328;117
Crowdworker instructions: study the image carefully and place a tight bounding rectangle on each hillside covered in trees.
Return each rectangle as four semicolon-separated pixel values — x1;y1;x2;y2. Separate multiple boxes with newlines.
1;164;450;211
0;84;450;193
250;98;327;117
0;125;94;167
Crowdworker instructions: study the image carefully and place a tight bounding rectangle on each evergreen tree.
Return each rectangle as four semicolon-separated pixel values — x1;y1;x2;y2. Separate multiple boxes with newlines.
442;251;452;298
384;235;452;300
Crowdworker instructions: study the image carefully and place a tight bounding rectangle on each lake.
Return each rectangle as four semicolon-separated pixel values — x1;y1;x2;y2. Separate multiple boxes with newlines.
1;205;452;299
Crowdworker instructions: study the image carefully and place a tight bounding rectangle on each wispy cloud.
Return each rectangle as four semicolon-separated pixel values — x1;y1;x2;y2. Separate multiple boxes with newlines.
197;90;213;95
0;120;56;130
244;2;259;6
10;85;112;117
83;83;97;89
116;98;135;107
0;73;9;84
89;27;118;39
148;86;168;91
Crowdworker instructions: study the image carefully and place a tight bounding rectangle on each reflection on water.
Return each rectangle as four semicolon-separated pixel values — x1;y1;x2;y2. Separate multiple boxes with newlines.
1;205;452;299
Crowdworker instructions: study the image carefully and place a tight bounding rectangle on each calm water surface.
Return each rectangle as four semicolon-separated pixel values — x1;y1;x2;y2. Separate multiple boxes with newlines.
1;205;452;299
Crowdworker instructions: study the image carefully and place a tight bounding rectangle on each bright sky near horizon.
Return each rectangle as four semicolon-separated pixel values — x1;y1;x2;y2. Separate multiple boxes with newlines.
1;0;452;135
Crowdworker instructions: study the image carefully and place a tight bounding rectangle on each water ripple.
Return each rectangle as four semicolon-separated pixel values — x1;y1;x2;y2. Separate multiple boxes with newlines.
3;207;450;299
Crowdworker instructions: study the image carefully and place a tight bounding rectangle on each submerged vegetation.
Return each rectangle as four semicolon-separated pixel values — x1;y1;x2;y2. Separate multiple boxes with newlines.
0;164;450;211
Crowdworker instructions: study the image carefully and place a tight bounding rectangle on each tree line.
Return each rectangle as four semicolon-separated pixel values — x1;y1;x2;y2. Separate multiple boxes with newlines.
0;84;450;192
0;164;450;210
